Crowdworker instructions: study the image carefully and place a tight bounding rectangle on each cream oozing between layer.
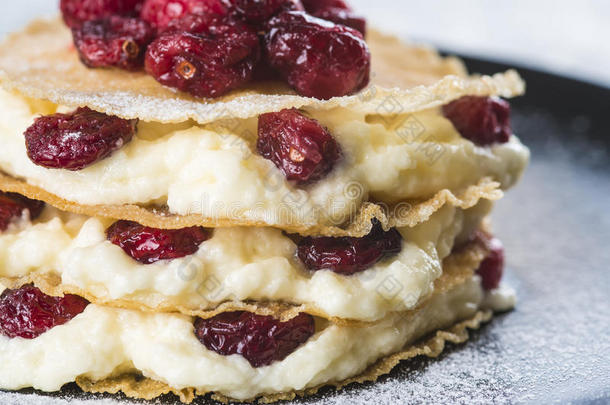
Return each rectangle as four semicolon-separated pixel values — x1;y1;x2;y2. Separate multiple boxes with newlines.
0;201;490;322
0;89;529;227
0;276;485;400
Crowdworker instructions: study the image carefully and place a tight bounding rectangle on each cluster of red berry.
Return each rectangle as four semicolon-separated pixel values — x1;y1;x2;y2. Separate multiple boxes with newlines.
61;0;370;99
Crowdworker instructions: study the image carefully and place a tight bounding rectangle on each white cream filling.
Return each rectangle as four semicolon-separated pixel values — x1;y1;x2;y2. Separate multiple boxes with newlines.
0;201;491;322
0;275;485;400
0;89;529;227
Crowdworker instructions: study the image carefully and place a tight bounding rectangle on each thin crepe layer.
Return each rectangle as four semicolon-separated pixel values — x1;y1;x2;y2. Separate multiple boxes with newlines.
0;239;487;326
0;240;494;402
75;311;492;404
0;172;502;235
0;19;524;124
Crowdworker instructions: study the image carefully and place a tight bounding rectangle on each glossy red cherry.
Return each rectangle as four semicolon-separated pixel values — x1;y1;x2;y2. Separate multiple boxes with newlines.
140;0;230;31
476;234;505;290
265;11;370;99
145;14;260;98
257;109;341;184
0;285;89;339
297;220;403;275
106;220;210;264
24;107;137;171
301;0;365;34
442;96;512;146
61;0;144;28
0;193;45;231
194;311;315;367
230;0;303;24
72;16;156;70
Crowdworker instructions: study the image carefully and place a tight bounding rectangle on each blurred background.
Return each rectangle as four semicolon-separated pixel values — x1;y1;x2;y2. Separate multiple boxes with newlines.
1;0;608;87
352;0;609;87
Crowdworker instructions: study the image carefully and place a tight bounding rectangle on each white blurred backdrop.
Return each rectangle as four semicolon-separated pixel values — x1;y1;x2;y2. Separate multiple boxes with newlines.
1;0;608;86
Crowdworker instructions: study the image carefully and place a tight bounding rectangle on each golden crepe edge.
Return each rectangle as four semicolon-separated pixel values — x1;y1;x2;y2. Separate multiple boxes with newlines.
0;233;489;326
0;172;502;235
0;18;524;125
71;242;491;403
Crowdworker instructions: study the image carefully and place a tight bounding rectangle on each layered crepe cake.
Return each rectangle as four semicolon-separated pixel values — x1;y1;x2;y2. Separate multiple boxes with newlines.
0;0;529;402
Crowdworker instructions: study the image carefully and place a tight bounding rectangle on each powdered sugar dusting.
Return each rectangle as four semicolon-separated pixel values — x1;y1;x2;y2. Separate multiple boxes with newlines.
3;103;607;405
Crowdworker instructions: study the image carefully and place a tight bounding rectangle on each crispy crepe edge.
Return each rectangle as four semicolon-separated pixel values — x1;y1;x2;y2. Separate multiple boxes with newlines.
0;238;487;326
0;18;524;124
75;309;493;404
0;172;502;235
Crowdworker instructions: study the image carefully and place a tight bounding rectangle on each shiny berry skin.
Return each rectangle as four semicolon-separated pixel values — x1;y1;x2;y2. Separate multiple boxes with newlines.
106;220;210;264
0;285;89;339
252;58;279;81
194;311;315;367
257;109;341;184
297;220;403;275
140;0;230;31
72;16;156;70
301;0;349;12
61;0;144;28
164;10;235;34
476;234;505;290
442;96;512;146
301;0;365;34
265;11;370;99
311;7;365;34
0;193;45;232
145;15;260;98
230;0;303;24
24;107;137;171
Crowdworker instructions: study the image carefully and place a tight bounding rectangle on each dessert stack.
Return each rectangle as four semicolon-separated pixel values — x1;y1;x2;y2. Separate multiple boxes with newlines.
0;0;529;402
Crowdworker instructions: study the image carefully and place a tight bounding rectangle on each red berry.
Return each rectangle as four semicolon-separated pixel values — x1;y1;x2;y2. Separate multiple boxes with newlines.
72;16;156;71
194;311;315;367
252;58;279;81
257;109;341;184
230;0;303;24
145;15;260;98
301;0;364;34
24;107;137;171
442;96;512;146
310;7;365;34
61;0;144;28
297;220;403;275
476;233;505;290
164;10;231;33
106;220;210;264
0;193;45;232
265;11;370;99
301;0;349;12
140;0;230;31
0;285;89;339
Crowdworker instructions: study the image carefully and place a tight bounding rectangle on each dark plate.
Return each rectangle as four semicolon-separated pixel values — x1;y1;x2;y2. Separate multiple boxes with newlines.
2;58;609;405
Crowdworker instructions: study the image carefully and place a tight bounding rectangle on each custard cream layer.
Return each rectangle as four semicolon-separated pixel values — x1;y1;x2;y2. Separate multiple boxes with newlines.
0;201;490;322
0;89;529;227
0;274;500;400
